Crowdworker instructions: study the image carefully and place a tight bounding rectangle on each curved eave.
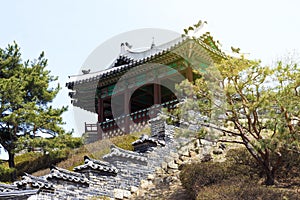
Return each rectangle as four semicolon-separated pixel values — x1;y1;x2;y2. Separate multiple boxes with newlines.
67;37;225;87
66;36;227;113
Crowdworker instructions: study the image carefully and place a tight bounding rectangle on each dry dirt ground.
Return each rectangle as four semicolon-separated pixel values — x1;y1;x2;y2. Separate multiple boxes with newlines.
130;168;192;200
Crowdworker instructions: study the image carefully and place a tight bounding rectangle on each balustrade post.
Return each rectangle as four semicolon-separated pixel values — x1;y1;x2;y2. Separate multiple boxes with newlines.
154;83;161;105
97;122;103;140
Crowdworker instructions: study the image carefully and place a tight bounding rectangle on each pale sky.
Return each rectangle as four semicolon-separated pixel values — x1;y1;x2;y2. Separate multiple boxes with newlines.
1;0;300;142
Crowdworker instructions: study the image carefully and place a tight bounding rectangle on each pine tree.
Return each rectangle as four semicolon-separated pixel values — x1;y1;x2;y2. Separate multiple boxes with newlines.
0;42;67;180
175;54;299;185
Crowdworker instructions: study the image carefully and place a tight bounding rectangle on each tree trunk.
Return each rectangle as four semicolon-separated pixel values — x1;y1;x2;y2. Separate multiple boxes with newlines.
265;168;275;185
8;150;16;181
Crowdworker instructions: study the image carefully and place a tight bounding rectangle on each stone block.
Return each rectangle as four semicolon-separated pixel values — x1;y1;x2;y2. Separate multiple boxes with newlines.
114;189;125;199
174;158;183;165
130;186;139;193
169;152;179;160
147;174;155;180
200;139;214;146
213;149;223;155
136;190;145;197
161;161;168;170
140;180;154;189
123;190;131;198
164;156;174;163
155;167;164;174
167;161;178;169
167;168;179;174
178;149;189;157
179;155;189;162
189;150;197;157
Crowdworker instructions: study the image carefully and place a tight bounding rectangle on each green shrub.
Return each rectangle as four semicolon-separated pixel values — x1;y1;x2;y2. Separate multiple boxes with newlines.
14;149;70;177
0;164;15;182
180;162;233;198
2;134;83;181
225;148;263;179
226;147;300;185
274;149;300;185
15;152;42;163
180;148;300;199
196;180;298;200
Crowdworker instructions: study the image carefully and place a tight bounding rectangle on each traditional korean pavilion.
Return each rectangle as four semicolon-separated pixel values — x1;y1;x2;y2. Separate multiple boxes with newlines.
66;33;225;140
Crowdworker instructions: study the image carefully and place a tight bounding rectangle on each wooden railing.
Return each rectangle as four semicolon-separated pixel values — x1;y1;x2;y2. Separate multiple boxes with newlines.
85;123;98;132
85;99;179;134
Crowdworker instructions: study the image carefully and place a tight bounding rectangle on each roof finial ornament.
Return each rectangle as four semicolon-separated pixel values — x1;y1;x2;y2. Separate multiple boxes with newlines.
125;42;132;49
121;42;132;54
151;37;155;49
120;43;125;54
82;69;90;74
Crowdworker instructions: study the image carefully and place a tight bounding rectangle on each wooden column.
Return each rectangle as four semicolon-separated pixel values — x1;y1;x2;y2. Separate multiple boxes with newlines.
124;90;131;134
153;83;161;105
97;97;104;123
186;66;193;82
153;81;161;118
97;97;104;140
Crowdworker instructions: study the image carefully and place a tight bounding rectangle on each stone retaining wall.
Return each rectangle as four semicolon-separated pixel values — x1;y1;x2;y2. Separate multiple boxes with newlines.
1;118;216;200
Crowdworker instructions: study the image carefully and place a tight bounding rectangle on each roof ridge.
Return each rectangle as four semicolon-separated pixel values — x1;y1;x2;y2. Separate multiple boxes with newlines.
74;155;118;174
102;144;147;163
50;165;86;178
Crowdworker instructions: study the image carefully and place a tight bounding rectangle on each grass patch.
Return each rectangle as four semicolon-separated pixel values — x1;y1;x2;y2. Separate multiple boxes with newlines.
1;149;72;182
111;128;150;151
195;180;299;200
32;128;149;176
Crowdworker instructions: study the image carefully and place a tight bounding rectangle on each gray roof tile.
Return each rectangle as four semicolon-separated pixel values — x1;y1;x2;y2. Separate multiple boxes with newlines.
73;156;118;175
103;145;147;164
15;173;54;189
47;166;89;185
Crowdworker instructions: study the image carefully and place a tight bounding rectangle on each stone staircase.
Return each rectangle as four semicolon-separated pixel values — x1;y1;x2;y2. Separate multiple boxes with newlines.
0;118;216;200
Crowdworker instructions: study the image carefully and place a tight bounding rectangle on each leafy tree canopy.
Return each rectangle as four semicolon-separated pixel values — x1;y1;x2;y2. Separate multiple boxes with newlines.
174;51;299;185
0;42;69;179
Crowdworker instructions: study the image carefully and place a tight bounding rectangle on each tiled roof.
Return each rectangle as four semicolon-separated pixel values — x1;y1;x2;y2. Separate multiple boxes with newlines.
0;182;39;199
103;145;147;164
66;35;226;88
15;173;54;189
0;183;18;192
47;166;89;184
132;134;167;153
0;189;39;199
66;34;226;113
66;37;183;87
74;156;118;175
109;37;184;68
132;134;158;146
